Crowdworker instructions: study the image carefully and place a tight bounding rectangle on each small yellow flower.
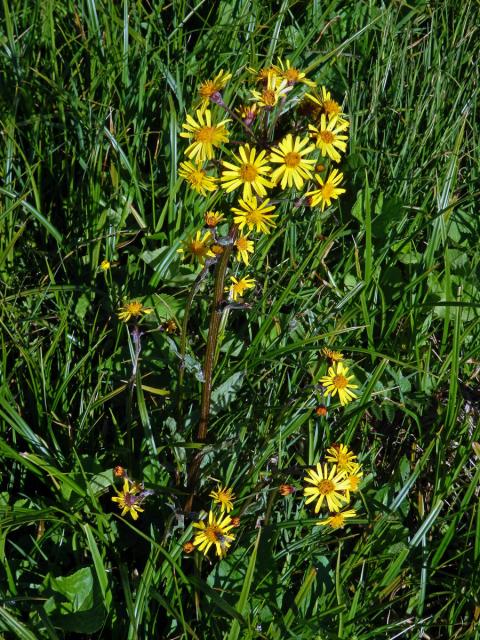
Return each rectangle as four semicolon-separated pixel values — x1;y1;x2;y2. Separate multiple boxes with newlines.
325;444;358;473
247;65;278;84
305;169;346;211
180;109;230;162
250;71;291;108
316;509;357;529
273;58;316;87
305;86;349;127
304;463;350;513
236;102;258;124
198;69;232;106
209;485;236;513
322;347;344;362
231;196;278;234
308;114;348;163
221;144;273;200
234;233;254;265
163;319;178;334
344;463;363;501
204;210;225;227
269;133;316;190
183;541;195;553
111;478;144;521
192;510;235;558
117;300;153;323
178;230;215;265
320;361;358;406
178;161;218;196
100;259;111;271
226;275;255;302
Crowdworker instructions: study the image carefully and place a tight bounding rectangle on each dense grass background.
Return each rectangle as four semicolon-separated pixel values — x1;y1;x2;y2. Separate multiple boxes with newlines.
1;0;479;638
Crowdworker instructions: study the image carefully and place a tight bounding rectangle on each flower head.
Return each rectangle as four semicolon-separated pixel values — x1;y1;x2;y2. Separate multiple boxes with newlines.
315;405;328;417
273;58;316;87
236;102;258;126
100;259;111;271
269;134;316;190
221;144;272;199
192;510;235;558
183;541;195;553
178;230;215;265
325;444;358;473
279;484;296;496
322;347;344;362
111;478;144;520
178;161;218;196
198;69;232;106
226;275;255;302
317;509;357;529
180;108;230;162
305;87;349;127
344;463;363;501
320;361;358;406
250;71;291;108
234;233;254;265
308;115;348;163
305;169;346;211
204;210;225;227
209;485;236;513
232;196;278;234
304;463;349;513
247;65;278;84
117;300;153;323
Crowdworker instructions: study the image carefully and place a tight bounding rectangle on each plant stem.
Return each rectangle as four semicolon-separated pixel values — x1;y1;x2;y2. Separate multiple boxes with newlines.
184;230;235;511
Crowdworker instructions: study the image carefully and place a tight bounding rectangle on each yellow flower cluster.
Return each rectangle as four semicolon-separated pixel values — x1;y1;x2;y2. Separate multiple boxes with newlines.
304;444;363;529
111;472;152;521
176;59;350;299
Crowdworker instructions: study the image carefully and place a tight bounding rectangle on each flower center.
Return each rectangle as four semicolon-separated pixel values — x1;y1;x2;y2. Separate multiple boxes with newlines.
204;525;223;543
333;374;348;389
337;453;348;467
190;241;207;256
318;479;335;495
124;492;137;507
330;514;345;528
189;169;205;186
323;100;340;116
199;81;217;98
319;130;335;144
262;89;277;106
236;237;249;250
126;302;143;316
284;151;301;167
348;477;360;490
285;68;300;84
196;126;216;143
240;163;258;182
246;210;261;224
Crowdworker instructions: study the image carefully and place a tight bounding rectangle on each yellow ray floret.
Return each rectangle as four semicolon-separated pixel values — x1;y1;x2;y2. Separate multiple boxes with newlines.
320;361;358;406
178;161;218;196
209;485;236;513
308;114;348;163
221;144;273;199
231;196;278;234
226;275;255;302
305;169;346;211
193;510;235;558
304;463;350;513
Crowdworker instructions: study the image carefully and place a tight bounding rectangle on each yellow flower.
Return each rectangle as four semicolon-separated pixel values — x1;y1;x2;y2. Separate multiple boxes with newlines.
226;275;255;301
308;114;348;163
320;361;358;406
247;65;278;83
305;86;349;127
180;108;230;162
209;485;236;513
305;169;346;211
234;233;254;265
236;102;258;124
221;144;272;199
273;58;316;87
178;230;215;265
344;464;363;501
325;444;358;473
204;211;225;227
178;161;218;196
198;69;232;106
117;300;153;323
322;347;344;362
250;71;291;108
100;259;111;271
111;479;144;521
269;134;316;190
231;196;278;234
316;509;357;529
304;463;350;513
192;510;235;558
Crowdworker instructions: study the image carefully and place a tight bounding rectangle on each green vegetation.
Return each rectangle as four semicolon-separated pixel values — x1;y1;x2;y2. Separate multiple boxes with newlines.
1;0;479;638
